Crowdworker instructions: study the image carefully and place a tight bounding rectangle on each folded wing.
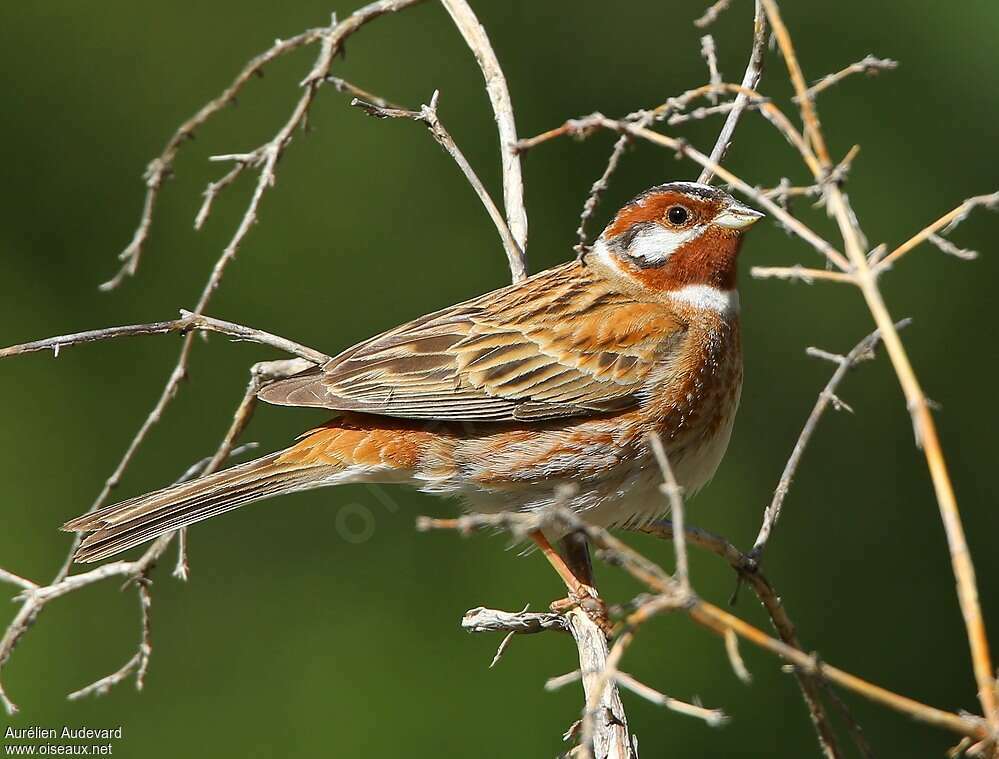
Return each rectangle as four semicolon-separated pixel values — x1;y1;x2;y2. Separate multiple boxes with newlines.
258;263;684;422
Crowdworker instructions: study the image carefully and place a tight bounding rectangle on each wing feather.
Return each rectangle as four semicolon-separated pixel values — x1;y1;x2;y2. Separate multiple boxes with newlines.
258;262;684;422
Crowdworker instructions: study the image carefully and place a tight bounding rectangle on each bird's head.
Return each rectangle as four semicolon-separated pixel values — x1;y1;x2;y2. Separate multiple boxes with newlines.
591;182;763;312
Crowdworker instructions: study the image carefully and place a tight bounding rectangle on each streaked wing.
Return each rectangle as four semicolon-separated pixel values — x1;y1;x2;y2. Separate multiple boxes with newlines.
258;262;684;422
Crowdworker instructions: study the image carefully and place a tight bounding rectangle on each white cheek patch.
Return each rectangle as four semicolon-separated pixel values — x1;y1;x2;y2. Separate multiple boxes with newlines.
668;285;740;316
625;224;706;266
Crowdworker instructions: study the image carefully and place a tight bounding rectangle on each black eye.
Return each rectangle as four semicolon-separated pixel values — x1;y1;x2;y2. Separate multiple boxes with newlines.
666;206;689;225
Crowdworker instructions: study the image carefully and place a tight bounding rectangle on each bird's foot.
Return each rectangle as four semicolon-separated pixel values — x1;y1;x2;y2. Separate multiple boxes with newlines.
551;583;613;636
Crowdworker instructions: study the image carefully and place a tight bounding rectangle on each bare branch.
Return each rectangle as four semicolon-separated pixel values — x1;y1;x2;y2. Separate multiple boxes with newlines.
797;55;898;101
647;433;690;593
616;671;727;726
750;265;856;285
0;571;37;593
440;0;528;274
700;35;723;104
694;0;733;28
749;322;905;562
0;311;329;365
461;606;566;635
427;509;992;744
352;91;526;282
103;0;427;289
875;191;999;272
698;0;767;183
68;582;152;700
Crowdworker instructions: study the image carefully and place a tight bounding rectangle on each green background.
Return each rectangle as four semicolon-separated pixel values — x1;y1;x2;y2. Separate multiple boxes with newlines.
2;1;997;756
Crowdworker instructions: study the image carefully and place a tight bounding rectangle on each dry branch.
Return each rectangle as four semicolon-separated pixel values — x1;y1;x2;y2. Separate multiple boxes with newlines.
749;322;906;562
760;0;998;732
351;91;526;280
698;0;767;184
440;0;528;275
422;510;993;746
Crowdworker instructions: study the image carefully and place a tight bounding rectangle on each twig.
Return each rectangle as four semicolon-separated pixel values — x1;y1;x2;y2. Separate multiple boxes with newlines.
0;340;320;714
749;323;904;562
0;571;37;593
104;0;427;289
636;520;840;756
700;35;723;104
0;311;329;365
616;671;727;726
68;582;152;700
750;265;856;285
694;0;733;28
573;128;640;257
325;75;405;110
798;55;898;102
928;233;979;262
875;192;999;273
698;0;767;183
439;0;528;276
461;606;566;635
647;433;690;593
724;629;752;684
352;91;525;281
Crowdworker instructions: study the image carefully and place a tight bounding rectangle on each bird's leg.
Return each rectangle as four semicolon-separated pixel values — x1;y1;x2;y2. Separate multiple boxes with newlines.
560;530;595;589
529;530;610;634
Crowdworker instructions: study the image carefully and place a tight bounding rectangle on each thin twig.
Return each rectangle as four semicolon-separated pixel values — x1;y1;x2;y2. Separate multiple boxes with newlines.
647;433;690;593
694;0;733;28
750;265;856;284
700;35;723;104
698;0;767;183
875;192;999;273
0;312;329;365
325;75;405;110
352;91;525;281
797;55;898;102
749;322;905;562
636;520;840;756
439;0;528;275
68;582;152;700
0;571;37;593
616;671;728;726
104;0;427;289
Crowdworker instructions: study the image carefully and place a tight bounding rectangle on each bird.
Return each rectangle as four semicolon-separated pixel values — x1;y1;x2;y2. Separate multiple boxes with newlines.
63;181;762;599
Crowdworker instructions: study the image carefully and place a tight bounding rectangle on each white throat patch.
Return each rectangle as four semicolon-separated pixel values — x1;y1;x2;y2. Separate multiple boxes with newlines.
668;285;740;316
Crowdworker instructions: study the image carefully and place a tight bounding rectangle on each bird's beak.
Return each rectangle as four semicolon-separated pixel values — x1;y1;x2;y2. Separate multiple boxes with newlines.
713;201;765;230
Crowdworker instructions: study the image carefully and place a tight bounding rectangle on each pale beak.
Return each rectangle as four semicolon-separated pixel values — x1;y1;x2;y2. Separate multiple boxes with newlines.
713;202;765;230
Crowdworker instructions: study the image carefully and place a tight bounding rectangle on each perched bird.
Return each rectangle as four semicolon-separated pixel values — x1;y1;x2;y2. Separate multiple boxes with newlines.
64;181;762;596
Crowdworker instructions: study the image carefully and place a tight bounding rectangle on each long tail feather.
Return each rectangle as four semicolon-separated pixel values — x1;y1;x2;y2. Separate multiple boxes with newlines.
63;453;332;563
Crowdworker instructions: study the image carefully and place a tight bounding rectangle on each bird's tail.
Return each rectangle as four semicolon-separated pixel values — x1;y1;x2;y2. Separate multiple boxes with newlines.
62;452;332;563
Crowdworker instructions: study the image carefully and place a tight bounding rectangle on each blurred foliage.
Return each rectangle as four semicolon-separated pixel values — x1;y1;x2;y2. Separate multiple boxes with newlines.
1;1;997;757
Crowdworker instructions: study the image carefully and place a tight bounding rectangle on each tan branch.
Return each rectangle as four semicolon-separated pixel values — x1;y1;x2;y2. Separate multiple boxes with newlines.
761;0;998;733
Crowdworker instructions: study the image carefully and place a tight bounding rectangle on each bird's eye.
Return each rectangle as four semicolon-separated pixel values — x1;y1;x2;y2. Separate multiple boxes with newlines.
666;206;690;226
